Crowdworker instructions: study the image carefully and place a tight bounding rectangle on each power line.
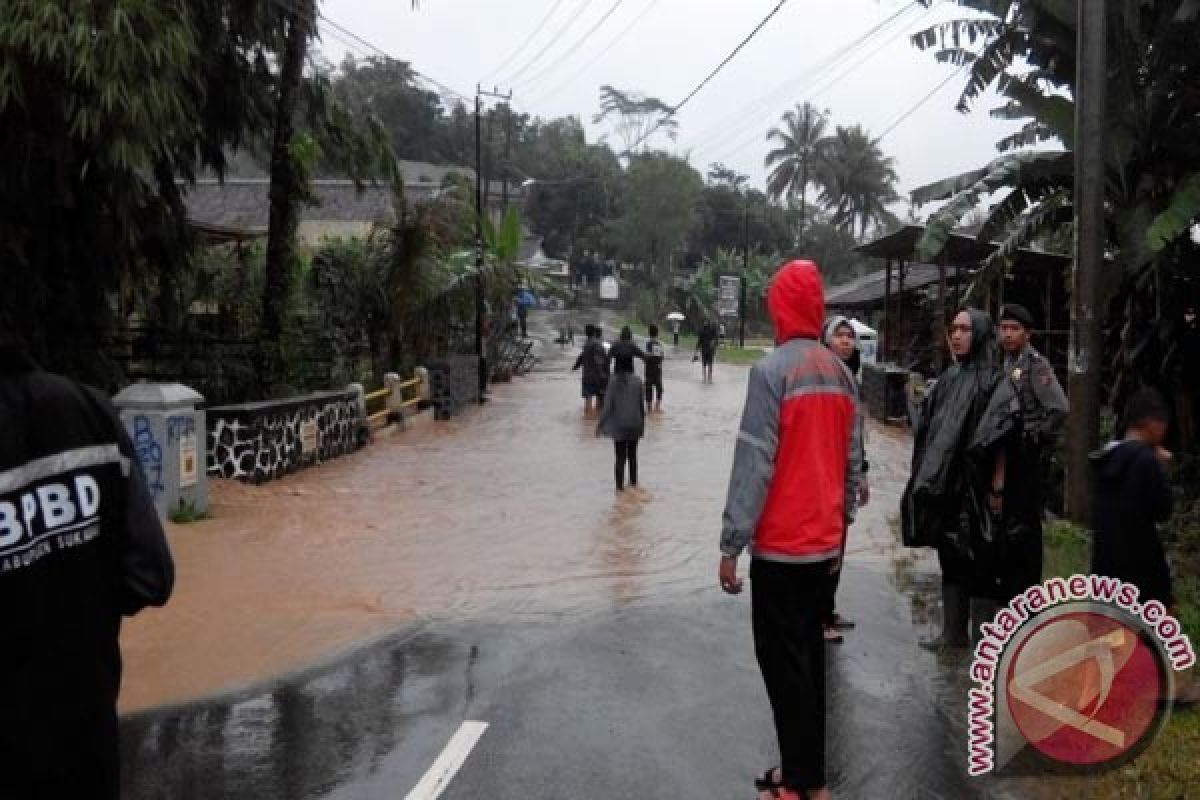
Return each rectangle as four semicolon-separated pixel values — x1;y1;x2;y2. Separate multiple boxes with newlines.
698;9;932;167
808;9;932;102
516;0;628;91
269;0;474;104
500;0;599;85
688;3;921;156
877;64;968;139
625;0;793;154
481;0;566;82
524;0;661;107
696;14;926;169
318;12;471;103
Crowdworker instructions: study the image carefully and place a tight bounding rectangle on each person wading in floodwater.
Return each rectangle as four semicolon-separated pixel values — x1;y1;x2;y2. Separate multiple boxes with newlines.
718;260;862;800
643;324;665;412
572;324;610;418
695;320;719;383
596;328;646;493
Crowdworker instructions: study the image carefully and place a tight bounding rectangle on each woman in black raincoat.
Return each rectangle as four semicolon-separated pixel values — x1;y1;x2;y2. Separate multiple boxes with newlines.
902;308;1013;650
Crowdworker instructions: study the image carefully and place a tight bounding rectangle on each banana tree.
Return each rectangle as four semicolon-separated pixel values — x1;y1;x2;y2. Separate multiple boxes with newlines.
910;0;1200;432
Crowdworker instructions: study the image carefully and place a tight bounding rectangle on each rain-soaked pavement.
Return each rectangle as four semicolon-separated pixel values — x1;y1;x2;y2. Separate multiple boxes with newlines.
119;311;1029;799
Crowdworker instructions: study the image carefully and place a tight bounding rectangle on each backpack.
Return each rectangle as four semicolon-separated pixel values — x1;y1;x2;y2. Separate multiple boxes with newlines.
592;342;609;371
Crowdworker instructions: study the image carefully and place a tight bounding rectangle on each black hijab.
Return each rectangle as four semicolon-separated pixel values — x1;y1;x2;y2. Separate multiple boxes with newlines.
901;308;1005;548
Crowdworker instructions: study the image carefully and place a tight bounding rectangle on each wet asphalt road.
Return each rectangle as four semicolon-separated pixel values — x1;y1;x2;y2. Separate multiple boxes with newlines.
119;311;1026;799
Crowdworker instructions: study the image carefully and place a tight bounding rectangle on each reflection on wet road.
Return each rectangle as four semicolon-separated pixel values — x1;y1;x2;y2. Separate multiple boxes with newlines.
120;315;1025;799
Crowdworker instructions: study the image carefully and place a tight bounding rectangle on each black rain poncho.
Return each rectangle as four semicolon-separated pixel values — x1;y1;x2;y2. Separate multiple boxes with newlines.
901;310;1014;574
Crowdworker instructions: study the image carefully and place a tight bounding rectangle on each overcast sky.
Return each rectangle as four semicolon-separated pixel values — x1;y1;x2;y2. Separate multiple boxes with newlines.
318;0;1022;198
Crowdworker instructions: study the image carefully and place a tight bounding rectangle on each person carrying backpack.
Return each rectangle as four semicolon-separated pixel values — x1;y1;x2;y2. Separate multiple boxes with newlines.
644;324;666;412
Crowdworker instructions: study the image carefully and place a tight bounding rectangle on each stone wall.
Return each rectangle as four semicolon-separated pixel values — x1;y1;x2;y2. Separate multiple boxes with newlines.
207;389;363;483
429;354;481;420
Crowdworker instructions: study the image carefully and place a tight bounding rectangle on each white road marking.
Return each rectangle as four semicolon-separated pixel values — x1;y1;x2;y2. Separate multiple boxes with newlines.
404;720;489;800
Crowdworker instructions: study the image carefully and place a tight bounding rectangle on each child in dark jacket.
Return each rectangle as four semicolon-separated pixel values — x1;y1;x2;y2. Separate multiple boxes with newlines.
572;325;610;418
597;327;646;491
1091;388;1176;607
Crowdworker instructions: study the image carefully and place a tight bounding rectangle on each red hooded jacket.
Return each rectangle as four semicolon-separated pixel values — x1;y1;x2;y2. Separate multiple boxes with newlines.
719;260;863;562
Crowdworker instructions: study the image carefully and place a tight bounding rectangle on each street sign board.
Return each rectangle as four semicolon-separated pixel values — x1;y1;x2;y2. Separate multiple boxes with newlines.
718;275;740;318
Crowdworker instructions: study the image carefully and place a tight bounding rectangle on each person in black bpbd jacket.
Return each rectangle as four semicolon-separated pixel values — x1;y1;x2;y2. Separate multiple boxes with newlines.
0;336;175;800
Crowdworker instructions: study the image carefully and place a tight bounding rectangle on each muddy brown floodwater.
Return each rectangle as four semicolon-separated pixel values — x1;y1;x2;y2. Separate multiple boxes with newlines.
121;331;792;712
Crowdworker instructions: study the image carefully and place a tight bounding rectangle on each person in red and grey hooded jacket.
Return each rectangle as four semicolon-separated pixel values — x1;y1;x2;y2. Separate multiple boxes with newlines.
718;260;862;800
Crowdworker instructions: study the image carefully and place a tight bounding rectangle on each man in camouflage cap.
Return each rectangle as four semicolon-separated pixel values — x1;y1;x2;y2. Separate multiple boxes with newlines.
993;303;1069;602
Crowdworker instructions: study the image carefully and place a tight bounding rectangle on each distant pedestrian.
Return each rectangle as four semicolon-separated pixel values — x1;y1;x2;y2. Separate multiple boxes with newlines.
718;260;862;800
0;334;175;799
643;324;665;412
696;320;718;382
597;332;646;492
572;324;610;417
608;325;647;369
671;319;681;347
517;301;528;338
820;316;870;644
1091;388;1176;608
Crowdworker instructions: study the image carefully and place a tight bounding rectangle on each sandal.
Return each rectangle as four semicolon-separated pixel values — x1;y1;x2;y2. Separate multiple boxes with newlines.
829;613;856;631
754;768;783;791
754;768;808;798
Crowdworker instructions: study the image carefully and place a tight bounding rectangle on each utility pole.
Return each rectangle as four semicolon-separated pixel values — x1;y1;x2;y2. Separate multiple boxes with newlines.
740;196;749;348
1067;2;1106;523
475;85;512;402
502;104;513;209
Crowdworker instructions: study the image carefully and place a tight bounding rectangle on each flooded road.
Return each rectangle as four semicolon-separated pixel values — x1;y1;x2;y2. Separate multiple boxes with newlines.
120;312;1027;799
119;314;753;712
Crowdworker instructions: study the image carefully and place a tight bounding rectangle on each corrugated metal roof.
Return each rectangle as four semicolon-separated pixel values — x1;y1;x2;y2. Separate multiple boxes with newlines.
825;265;971;309
854;224;1069;275
183;179;406;232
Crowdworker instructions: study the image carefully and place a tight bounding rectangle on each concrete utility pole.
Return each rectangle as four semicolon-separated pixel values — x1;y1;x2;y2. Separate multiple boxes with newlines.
475;85;512;402
740;197;749;348
1067;2;1107;523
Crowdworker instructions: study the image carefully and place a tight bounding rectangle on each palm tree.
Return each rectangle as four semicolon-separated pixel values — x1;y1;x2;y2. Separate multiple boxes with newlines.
764;103;830;226
817;125;900;239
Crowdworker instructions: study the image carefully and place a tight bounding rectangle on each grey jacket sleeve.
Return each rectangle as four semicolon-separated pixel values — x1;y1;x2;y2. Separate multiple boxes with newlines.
845;390;865;524
719;364;780;557
113;413;175;615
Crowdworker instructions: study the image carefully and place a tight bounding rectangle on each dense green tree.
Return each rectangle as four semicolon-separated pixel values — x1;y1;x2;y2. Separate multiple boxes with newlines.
515;116;624;258
0;0;289;379
609;153;703;275
695;184;794;259
331;56;448;164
